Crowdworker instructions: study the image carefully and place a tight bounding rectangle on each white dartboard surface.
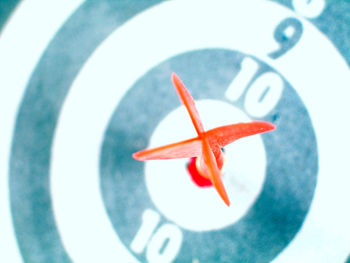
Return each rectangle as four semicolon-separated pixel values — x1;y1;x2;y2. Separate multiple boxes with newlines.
1;1;350;262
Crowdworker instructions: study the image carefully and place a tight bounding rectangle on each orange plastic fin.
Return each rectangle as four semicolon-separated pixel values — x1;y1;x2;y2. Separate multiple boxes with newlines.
171;73;204;135
201;137;230;206
132;137;202;161
207;121;276;148
212;146;225;171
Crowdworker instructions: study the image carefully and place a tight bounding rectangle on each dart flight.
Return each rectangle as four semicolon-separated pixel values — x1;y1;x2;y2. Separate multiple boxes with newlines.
133;73;275;206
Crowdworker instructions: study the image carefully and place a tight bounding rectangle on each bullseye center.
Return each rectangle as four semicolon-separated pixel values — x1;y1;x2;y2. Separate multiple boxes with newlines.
187;156;213;187
145;100;267;232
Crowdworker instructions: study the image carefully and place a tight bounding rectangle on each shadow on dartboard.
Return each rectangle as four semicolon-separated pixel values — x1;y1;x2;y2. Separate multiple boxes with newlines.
1;0;350;262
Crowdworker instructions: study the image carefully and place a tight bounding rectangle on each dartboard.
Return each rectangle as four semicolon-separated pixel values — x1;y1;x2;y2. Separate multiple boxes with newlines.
1;1;350;262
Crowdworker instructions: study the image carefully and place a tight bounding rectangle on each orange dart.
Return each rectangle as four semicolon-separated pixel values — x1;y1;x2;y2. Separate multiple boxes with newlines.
132;73;276;206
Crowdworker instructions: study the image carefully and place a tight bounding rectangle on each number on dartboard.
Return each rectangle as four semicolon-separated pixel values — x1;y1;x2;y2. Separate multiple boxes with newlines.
225;57;283;118
244;71;283;118
130;209;183;263
225;57;259;102
268;17;303;59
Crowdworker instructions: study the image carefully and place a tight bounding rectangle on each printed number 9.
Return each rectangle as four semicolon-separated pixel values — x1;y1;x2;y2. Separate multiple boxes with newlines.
269;17;303;59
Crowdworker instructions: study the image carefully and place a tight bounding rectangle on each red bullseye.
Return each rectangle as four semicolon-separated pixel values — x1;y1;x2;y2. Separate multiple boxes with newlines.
187;153;225;187
187;157;213;187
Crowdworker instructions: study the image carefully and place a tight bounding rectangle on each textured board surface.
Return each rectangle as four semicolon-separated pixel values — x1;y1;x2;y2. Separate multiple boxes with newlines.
1;1;350;262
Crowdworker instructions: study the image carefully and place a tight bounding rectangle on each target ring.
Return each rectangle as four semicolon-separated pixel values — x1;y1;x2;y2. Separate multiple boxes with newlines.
99;48;317;262
145;99;267;231
9;1;163;262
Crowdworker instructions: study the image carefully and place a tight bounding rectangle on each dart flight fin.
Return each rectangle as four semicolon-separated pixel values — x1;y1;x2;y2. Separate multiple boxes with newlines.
132;137;202;160
171;73;205;135
206;121;276;148
201;137;230;206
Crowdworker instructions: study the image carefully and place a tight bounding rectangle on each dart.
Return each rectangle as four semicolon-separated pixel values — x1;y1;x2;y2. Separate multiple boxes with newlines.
133;73;275;206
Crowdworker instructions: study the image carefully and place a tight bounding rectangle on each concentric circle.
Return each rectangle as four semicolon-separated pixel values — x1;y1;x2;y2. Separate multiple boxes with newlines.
145;100;267;232
8;1;163;262
100;49;318;262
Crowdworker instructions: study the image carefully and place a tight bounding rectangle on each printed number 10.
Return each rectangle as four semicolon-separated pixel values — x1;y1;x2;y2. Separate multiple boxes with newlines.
225;57;283;118
130;209;183;263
